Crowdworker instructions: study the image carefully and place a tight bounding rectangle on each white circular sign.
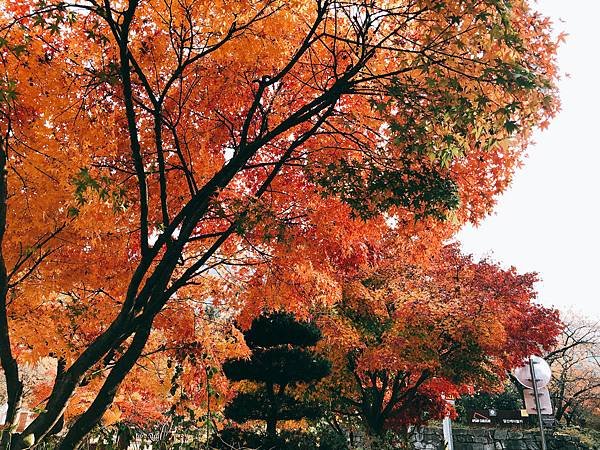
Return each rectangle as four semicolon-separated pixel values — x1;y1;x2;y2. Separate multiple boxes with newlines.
513;355;552;389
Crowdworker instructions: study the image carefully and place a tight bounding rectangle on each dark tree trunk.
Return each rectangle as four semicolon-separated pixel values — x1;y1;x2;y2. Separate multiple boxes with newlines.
266;382;278;438
366;415;385;440
0;291;23;450
57;324;152;450
0;135;24;450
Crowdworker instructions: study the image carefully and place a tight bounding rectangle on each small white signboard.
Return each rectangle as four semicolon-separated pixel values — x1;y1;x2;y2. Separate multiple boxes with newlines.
513;355;552;389
0;403;7;425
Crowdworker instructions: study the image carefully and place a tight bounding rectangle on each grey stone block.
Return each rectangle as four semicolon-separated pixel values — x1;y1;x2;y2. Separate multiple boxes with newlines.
494;430;509;440
504;439;528;450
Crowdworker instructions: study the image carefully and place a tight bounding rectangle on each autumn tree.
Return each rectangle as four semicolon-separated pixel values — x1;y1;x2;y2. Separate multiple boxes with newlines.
0;41;100;449
318;245;561;444
215;312;330;448
545;314;600;426
0;0;560;447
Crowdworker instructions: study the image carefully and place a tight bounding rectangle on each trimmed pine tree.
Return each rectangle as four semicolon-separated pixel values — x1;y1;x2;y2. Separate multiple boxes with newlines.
218;311;331;448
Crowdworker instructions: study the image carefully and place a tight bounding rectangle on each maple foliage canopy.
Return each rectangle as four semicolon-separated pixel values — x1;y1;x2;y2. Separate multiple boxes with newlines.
0;0;560;447
318;244;561;437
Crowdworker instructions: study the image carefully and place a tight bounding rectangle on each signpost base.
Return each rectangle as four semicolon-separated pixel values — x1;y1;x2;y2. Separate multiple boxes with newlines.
442;416;454;450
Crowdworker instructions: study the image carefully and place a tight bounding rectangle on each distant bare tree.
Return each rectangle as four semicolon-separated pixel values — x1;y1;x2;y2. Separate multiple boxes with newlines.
0;374;5;406
545;314;600;426
0;360;55;412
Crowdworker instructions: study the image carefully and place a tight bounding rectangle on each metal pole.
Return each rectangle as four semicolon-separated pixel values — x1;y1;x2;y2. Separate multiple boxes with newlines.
529;357;548;450
442;397;454;450
442;416;454;450
206;366;210;450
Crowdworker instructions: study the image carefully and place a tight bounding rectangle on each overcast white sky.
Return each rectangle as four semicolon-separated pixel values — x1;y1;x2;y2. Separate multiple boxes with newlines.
457;0;600;319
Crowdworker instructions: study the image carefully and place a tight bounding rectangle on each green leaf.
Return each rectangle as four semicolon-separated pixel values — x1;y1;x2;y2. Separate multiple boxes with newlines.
504;120;519;133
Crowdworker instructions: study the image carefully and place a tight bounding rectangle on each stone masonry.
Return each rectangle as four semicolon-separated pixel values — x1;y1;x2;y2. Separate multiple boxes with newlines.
409;427;591;450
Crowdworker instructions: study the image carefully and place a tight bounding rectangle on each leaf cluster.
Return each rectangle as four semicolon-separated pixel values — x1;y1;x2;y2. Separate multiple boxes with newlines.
224;391;322;423
223;346;331;385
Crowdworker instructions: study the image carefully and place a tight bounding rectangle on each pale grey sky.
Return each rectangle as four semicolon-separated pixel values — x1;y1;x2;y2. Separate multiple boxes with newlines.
457;0;600;319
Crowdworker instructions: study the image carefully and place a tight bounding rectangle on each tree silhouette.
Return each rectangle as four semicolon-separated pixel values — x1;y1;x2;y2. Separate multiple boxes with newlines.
221;312;331;445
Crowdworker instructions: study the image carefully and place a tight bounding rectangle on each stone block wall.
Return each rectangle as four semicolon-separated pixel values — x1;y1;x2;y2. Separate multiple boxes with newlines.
409;427;591;450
